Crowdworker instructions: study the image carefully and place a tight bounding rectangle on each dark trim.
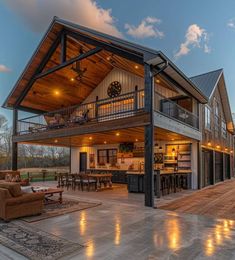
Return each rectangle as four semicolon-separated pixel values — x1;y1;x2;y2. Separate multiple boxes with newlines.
17;105;47;115
14;31;63;108
66;30;143;64
12;109;18;170
34;46;102;79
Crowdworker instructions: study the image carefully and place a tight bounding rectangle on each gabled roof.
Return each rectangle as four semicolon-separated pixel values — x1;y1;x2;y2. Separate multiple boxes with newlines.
191;69;234;133
2;16;207;111
190;69;223;98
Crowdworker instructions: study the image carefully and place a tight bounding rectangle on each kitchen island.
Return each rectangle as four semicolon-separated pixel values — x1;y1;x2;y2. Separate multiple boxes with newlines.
126;170;192;196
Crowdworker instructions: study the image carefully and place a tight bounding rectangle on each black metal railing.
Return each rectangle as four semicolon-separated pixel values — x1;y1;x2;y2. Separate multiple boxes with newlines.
17;89;145;135
154;91;199;129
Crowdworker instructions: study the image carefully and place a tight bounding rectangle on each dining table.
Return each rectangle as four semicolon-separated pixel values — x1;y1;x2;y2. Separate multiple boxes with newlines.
88;173;113;191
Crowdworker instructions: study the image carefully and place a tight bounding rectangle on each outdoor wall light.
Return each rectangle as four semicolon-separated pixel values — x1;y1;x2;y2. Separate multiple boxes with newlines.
216;145;220;149
207;142;212;146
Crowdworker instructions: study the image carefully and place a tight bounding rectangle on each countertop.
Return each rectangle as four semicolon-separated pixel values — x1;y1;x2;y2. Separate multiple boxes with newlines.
126;169;192;175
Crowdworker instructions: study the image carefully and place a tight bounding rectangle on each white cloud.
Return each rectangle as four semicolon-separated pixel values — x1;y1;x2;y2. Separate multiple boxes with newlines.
4;0;122;37
125;16;164;39
0;64;11;73
175;24;211;59
227;19;235;29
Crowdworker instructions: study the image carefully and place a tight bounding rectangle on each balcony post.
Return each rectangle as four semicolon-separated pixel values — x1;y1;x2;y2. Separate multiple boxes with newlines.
95;96;99;120
12;109;18;170
134;85;138;111
144;63;154;207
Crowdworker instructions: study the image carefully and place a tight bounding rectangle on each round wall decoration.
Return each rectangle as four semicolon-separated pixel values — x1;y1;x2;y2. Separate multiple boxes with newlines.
107;81;122;98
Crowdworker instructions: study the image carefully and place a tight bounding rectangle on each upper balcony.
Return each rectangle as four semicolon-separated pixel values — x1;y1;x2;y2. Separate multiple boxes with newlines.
17;89;145;136
17;87;199;137
154;91;199;129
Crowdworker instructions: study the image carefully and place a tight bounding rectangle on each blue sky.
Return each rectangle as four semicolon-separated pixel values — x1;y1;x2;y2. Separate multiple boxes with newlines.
1;0;235;122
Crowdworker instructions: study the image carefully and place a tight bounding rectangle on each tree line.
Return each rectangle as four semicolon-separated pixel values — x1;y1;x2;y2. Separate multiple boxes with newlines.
0;114;70;170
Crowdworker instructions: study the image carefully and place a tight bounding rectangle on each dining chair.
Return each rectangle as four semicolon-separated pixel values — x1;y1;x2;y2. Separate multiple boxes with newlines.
80;174;97;191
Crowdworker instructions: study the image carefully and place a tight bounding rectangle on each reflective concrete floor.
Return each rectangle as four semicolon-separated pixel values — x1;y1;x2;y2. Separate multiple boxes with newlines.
1;183;235;259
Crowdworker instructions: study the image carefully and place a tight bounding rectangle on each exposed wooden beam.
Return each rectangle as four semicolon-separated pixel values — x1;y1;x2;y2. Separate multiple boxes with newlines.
66;30;143;65
14;31;63;108
34;46;102;80
60;32;67;63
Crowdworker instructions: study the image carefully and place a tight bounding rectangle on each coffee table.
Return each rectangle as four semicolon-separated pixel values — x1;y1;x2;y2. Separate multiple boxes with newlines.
32;187;64;204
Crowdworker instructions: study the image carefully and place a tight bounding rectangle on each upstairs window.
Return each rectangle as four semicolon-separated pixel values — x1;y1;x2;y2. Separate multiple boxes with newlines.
205;105;211;130
222;120;227;138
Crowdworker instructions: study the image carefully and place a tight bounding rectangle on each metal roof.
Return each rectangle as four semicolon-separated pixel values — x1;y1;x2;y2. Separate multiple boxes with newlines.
190;69;223;98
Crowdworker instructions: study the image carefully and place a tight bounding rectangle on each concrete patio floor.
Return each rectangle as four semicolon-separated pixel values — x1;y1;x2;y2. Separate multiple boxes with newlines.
1;182;235;259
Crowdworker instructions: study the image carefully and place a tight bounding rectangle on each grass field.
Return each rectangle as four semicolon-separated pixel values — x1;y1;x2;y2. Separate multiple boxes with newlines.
19;167;69;182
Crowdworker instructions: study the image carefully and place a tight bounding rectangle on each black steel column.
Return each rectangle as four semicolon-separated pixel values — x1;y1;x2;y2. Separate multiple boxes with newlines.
212;150;216;185
12;109;18;170
197;141;202;189
144;63;154;207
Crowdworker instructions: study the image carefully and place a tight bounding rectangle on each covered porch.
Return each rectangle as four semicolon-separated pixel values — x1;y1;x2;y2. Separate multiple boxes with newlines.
17;125;200;202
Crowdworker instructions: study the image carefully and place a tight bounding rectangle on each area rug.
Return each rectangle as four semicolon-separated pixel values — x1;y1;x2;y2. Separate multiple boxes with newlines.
0;221;83;260
22;199;101;223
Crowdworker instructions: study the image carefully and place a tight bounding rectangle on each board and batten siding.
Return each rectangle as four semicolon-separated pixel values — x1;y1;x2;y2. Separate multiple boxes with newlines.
83;67;178;104
83;68;144;103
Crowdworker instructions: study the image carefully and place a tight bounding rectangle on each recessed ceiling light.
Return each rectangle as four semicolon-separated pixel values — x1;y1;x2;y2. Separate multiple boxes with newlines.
216;145;220;149
135;139;138;142
116;132;120;136
54;90;60;96
89;136;93;140
104;141;107;144
134;65;139;69
156;79;160;83
106;56;111;61
54;139;58;143
70;78;75;82
207;142;212;146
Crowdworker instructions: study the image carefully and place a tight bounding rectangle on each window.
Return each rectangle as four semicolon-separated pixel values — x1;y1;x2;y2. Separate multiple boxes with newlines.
222;120;227;138
205;105;211;130
97;149;117;166
214;98;220;137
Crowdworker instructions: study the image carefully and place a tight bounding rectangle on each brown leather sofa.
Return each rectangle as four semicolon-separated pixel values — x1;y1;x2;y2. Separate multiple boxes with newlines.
0;182;44;221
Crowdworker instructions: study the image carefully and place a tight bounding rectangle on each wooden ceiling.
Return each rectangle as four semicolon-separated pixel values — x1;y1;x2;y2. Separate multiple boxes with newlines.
21;127;190;147
21;36;144;112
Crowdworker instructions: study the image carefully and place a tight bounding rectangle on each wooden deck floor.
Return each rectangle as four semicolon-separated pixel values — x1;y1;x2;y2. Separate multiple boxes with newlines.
159;178;235;220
